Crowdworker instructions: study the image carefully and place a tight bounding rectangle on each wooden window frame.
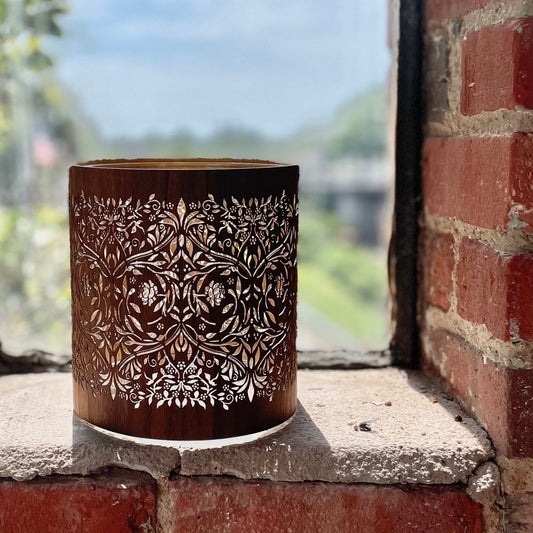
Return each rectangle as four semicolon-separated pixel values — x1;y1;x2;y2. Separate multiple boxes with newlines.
389;0;424;367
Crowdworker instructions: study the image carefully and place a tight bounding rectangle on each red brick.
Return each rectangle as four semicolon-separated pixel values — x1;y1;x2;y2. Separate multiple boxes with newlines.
511;133;533;229
159;476;483;533
462;18;533;115
0;470;156;533
423;134;533;231
421;230;455;311
456;238;533;342
422;328;508;452
508;370;533;458
422;327;533;458
508;254;533;340
514;18;533;110
456;239;509;340
425;0;492;25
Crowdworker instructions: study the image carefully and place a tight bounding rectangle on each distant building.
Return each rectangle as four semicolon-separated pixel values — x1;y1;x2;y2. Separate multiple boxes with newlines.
299;153;391;247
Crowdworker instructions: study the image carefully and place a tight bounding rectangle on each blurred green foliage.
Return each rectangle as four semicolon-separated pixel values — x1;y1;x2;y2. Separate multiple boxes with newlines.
326;88;388;159
0;205;71;352
298;199;388;347
0;0;72;352
299;200;386;304
0;0;76;205
0;0;67;80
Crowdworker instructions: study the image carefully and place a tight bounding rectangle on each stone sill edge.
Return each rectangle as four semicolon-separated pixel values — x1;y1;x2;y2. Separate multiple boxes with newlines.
0;367;494;491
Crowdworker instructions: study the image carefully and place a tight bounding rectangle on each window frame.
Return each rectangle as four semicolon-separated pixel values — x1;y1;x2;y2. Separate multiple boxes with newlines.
389;0;424;367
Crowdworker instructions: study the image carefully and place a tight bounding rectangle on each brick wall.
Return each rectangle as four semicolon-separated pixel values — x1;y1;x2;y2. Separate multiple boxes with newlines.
421;0;533;529
0;471;484;533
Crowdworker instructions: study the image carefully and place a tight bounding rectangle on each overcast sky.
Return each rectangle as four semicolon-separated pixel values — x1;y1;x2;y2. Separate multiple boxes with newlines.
49;0;390;139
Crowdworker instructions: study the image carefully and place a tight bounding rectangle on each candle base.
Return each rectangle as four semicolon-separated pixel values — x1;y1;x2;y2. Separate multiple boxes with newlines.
75;411;296;448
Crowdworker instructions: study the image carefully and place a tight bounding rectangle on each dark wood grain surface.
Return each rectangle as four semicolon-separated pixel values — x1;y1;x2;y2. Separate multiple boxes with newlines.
69;159;299;439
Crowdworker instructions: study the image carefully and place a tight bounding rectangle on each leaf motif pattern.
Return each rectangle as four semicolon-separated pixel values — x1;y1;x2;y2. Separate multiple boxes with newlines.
70;191;298;410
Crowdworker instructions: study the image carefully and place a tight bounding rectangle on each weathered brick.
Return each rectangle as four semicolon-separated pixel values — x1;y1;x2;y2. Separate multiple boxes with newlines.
508;370;533;458
456;238;533;342
508;253;533;341
158;476;483;533
498;457;533;495
422;327;533;458
504;492;533;531
422;328;508;452
456;239;509;340
510;132;533;230
462;18;533;115
425;0;493;25
421;229;455;311
423;134;533;232
0;470;156;533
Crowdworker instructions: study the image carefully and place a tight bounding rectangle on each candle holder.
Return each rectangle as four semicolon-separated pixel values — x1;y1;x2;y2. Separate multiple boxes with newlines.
69;159;298;440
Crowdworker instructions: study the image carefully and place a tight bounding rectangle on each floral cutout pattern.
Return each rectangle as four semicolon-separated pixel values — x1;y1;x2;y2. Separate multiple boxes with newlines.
70;191;298;410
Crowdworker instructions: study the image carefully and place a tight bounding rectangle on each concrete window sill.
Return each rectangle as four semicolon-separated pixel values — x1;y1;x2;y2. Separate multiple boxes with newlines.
0;367;494;486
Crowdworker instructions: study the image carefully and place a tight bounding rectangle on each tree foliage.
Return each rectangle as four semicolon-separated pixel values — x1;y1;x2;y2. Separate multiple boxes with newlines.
0;205;71;353
0;0;68;204
298;198;388;346
326;87;388;158
0;1;72;354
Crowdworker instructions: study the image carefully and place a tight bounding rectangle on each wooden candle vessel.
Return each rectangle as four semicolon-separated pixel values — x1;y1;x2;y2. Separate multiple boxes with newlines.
69;159;299;440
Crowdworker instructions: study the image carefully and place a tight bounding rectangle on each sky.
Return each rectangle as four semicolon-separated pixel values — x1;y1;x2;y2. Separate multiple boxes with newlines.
49;0;390;139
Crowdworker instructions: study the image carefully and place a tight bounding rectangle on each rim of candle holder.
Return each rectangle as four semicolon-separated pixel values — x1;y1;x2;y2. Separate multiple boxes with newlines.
73;158;295;171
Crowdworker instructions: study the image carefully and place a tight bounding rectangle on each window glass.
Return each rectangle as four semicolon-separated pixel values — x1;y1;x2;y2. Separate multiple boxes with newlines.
0;0;391;354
